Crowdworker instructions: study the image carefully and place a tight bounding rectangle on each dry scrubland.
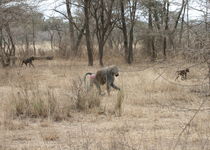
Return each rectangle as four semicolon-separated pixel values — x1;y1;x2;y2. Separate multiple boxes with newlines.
0;58;210;150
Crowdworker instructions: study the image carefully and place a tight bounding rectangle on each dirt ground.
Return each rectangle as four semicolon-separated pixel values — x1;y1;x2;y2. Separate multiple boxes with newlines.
0;59;210;150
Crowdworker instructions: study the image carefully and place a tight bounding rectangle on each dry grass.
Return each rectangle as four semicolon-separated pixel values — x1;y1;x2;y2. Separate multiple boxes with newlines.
71;77;101;111
0;59;209;150
6;79;71;121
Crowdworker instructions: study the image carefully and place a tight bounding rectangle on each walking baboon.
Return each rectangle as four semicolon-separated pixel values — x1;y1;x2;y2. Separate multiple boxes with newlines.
175;68;189;80
21;56;35;67
84;65;120;95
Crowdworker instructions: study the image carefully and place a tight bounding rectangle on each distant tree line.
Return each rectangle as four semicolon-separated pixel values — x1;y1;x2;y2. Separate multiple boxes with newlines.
0;0;209;66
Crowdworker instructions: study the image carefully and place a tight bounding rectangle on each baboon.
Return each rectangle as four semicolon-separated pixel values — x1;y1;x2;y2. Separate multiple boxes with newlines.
21;56;35;67
175;68;189;81
46;56;53;60
84;65;120;95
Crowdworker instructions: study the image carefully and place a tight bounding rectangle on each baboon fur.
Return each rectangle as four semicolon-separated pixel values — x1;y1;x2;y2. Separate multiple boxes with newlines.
84;65;120;95
21;56;35;67
175;68;189;80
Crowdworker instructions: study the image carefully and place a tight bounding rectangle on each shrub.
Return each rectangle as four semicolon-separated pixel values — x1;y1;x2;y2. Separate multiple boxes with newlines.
71;77;101;111
8;81;71;121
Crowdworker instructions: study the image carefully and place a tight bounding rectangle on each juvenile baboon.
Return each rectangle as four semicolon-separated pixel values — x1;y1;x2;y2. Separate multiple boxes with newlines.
21;56;35;67
84;65;120;95
46;56;53;60
175;68;189;81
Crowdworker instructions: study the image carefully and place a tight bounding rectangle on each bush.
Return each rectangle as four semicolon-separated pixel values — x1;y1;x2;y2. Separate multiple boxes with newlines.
8;81;71;121
71;78;101;111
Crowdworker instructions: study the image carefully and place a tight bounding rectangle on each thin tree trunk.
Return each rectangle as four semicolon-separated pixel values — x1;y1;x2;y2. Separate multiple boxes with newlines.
128;25;134;64
120;0;128;61
148;7;156;61
84;0;93;66
163;0;169;59
74;23;85;56
50;34;54;50
187;0;190;48
127;0;137;64
5;23;15;65
25;33;29;51
32;16;36;55
66;0;75;56
173;0;185;31
0;27;2;51
99;41;104;66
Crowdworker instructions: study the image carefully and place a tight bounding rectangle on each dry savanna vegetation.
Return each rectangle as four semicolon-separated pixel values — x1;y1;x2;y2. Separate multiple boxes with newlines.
0;59;210;150
1;0;210;150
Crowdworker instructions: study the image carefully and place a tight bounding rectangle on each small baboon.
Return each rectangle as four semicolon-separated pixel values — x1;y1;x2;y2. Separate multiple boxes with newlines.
46;56;53;60
175;68;189;80
21;56;35;67
84;65;120;95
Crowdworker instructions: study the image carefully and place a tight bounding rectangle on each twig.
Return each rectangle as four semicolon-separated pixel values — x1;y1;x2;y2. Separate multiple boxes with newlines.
173;98;207;150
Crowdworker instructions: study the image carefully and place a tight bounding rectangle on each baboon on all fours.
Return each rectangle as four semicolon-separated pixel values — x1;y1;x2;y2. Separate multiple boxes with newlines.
21;56;35;67
175;68;189;81
84;65;120;95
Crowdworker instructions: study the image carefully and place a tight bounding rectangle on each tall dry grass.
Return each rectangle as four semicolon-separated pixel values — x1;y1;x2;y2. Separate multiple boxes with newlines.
6;79;72;121
71;77;101;111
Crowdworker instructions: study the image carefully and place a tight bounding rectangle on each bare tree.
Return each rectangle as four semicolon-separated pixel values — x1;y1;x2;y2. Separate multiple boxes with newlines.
119;0;137;64
65;0;75;56
0;0;27;66
91;0;117;66
84;0;93;66
120;0;128;61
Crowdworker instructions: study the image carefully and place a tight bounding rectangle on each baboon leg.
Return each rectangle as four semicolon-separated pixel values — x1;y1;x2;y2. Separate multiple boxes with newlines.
106;82;111;96
94;82;103;95
111;83;120;90
181;75;184;80
175;75;179;81
184;73;187;79
30;62;35;68
87;80;94;92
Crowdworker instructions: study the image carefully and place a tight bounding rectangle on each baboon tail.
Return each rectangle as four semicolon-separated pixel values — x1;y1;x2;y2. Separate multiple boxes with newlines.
84;73;94;90
84;72;93;82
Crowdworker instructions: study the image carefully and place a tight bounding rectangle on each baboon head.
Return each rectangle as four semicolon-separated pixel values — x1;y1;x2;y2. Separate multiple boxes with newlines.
186;68;189;72
31;56;35;60
109;65;119;77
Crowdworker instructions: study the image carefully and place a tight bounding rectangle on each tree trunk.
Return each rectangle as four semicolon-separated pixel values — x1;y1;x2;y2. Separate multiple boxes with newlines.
0;27;2;51
5;23;15;65
84;0;93;66
128;25;134;64
74;23;85;56
148;7;156;61
32;16;36;55
187;0;189;48
179;0;187;46
50;34;54;51
127;0;137;64
163;0;169;59
120;0;128;61
99;41;104;66
163;37;167;58
25;33;29;52
66;0;75;56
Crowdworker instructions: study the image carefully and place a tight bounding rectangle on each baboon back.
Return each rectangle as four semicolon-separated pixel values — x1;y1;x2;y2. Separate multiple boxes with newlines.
96;70;107;85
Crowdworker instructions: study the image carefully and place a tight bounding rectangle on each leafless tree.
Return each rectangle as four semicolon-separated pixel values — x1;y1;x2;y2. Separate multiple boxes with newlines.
84;0;93;66
119;0;138;64
91;0;117;66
